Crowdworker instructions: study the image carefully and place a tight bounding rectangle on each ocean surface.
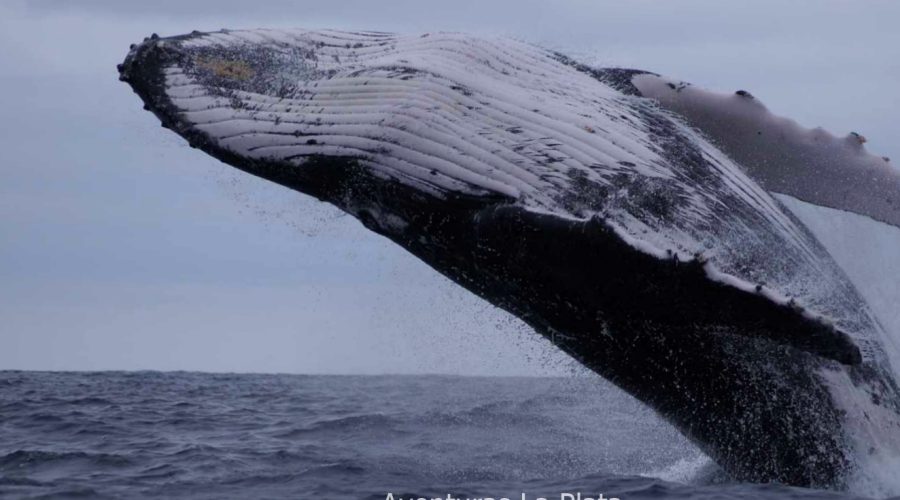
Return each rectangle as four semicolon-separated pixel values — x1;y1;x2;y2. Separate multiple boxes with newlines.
0;371;892;500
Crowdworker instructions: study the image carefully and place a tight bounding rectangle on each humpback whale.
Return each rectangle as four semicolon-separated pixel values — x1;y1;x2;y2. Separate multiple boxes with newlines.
117;29;900;489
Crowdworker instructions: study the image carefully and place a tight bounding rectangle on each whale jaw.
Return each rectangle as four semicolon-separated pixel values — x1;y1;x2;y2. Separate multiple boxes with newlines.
119;29;900;489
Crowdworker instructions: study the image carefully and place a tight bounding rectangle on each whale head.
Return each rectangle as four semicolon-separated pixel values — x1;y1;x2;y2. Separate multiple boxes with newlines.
118;30;523;239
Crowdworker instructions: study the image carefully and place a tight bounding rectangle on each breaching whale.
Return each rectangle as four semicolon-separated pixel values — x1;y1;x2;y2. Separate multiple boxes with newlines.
117;29;900;489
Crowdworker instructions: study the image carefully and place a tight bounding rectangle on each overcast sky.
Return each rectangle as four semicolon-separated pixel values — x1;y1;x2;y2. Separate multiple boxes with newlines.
1;0;898;375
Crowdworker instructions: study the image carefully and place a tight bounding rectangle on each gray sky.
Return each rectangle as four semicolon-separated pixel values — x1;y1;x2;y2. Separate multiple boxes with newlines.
1;0;898;375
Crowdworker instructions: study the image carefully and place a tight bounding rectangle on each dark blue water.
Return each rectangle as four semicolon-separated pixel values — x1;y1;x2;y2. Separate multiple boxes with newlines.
0;371;890;499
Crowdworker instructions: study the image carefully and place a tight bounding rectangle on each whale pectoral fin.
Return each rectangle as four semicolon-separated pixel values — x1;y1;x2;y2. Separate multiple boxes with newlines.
628;72;900;230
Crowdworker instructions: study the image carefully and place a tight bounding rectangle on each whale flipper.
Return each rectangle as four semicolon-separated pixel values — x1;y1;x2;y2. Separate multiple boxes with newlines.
629;72;900;230
118;29;900;488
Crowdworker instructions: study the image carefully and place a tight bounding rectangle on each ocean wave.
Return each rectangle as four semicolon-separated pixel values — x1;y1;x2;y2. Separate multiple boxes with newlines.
1;372;894;499
0;450;133;469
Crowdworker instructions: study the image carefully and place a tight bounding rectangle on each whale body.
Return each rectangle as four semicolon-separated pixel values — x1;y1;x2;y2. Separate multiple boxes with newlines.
118;29;900;489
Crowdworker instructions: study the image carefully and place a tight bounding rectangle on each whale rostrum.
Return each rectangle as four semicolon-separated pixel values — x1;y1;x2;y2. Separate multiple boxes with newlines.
118;29;900;489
